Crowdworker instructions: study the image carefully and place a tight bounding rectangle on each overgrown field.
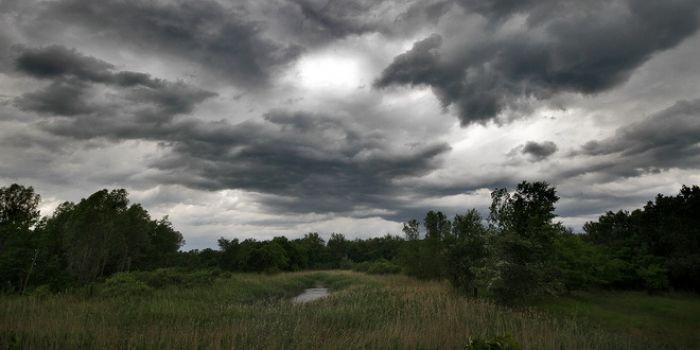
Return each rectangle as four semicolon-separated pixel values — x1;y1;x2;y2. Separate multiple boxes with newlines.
537;291;700;349
0;270;693;349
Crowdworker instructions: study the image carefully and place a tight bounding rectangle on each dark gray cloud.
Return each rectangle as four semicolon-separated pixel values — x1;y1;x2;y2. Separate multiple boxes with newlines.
519;141;558;161
12;45;216;122
572;98;700;178
14;45;114;82
2;0;700;244
8;46;450;216
43;108;450;215
375;0;700;125
5;0;456;89
286;0;383;39
15;79;92;116
33;0;303;87
150;111;451;215
270;0;449;47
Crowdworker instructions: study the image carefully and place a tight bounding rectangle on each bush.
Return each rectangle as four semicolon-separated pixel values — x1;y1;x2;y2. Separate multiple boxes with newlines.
29;285;53;298
130;268;220;289
466;334;522;350
100;273;153;297
353;259;401;274
637;263;670;292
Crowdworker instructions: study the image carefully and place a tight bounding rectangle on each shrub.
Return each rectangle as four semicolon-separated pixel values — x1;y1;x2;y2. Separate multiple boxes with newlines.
130;268;221;289
29;285;53;298
100;273;153;297
637;263;670;292
353;259;401;274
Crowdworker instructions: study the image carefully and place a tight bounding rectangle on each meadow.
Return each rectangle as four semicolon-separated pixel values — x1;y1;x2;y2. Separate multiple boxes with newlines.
537;291;700;349
2;270;695;349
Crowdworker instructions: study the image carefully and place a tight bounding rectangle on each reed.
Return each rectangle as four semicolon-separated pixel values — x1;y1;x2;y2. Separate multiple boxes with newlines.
0;271;679;349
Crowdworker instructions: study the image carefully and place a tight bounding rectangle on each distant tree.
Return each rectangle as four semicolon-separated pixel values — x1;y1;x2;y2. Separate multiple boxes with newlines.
0;184;40;234
424;210;451;241
553;230;622;291
235;239;289;272
60;189;130;281
327;233;349;267
218;237;240;270
400;219;422;277
298;232;328;268
44;188;184;282
421;211;450;279
485;181;562;303
251;242;289;272
0;184;41;292
446;209;487;295
146;216;184;268
583;185;700;291
403;219;420;240
272;236;306;270
32;202;76;290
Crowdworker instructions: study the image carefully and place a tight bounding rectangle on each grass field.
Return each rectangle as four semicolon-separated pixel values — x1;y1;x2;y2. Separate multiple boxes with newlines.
536;291;700;349
0;271;695;349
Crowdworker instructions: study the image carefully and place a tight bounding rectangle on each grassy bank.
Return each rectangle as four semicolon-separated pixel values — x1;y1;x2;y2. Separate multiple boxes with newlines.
0;271;687;349
536;291;700;349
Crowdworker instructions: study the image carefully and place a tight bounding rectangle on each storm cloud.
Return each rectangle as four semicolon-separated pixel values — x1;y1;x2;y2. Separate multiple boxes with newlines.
376;0;700;125
31;0;303;87
12;45;216;124
1;0;700;247
151;111;451;214
7;46;450;216
573;98;700;179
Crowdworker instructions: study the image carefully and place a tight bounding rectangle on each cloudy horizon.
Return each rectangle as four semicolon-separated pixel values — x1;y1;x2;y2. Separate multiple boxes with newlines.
2;0;700;249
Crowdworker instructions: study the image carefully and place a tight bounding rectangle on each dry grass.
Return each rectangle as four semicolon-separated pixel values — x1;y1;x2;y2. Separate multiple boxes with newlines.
0;271;673;349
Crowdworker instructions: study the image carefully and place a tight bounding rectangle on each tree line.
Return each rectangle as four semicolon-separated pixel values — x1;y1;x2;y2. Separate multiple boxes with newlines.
0;186;183;293
398;182;700;303
1;182;698;302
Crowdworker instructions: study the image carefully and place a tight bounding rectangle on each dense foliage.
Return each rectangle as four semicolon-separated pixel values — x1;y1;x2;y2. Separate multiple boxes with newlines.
583;185;700;291
1;182;699;301
0;185;183;293
397;182;700;303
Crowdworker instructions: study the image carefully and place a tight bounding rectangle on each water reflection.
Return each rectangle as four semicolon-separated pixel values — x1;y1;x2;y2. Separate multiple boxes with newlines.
292;287;329;303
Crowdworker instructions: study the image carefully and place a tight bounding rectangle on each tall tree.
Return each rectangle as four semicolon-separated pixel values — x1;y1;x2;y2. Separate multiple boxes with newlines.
421;211;450;279
0;184;41;292
486;181;562;303
447;209;487;295
400;219;422;277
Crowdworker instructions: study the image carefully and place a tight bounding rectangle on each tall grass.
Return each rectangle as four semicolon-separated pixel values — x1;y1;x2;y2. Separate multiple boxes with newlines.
0;271;676;349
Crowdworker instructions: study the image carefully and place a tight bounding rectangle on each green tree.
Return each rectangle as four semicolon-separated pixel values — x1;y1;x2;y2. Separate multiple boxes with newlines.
420;211;450;279
327;233;349;267
298;232;328;268
486;181;562;303
218;237;241;270
0;184;41;293
446;209;487;295
54;189;183;282
400;219;422;277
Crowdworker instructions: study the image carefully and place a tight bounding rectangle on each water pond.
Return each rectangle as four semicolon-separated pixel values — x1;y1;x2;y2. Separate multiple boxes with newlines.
292;287;329;304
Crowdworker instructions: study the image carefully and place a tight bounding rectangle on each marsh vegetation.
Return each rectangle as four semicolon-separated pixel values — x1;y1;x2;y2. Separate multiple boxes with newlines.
3;271;697;349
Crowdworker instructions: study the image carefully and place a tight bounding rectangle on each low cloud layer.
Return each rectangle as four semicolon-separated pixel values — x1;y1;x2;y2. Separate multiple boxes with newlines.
573;99;700;179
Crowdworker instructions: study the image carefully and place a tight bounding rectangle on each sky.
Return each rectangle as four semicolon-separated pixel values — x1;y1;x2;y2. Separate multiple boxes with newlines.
1;0;700;249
